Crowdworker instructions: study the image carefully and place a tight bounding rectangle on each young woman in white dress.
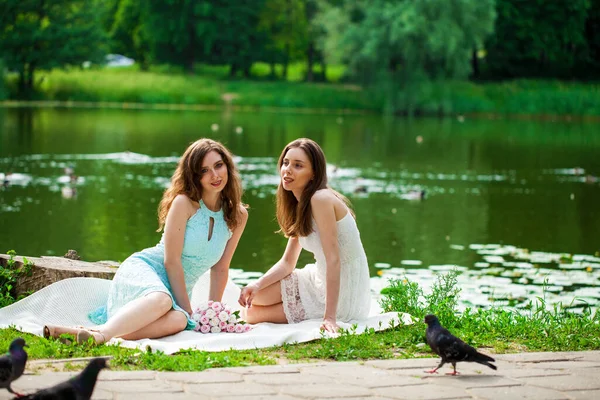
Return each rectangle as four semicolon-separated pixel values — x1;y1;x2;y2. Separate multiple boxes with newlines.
238;138;370;332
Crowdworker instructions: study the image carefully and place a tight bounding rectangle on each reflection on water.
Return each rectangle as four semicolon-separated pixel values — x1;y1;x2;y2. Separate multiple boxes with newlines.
1;108;599;309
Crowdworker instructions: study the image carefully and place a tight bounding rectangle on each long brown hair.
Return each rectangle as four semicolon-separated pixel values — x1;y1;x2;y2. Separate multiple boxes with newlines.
157;138;245;231
276;138;352;237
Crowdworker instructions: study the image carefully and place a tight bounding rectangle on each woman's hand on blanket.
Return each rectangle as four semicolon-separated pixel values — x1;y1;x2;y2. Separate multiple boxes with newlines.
320;317;340;333
238;284;258;308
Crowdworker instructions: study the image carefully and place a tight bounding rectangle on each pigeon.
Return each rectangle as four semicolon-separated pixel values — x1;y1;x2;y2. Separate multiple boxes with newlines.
424;314;496;375
0;337;28;397
17;357;108;400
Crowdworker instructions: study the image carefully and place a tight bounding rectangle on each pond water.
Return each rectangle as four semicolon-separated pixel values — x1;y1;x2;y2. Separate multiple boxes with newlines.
1;108;599;310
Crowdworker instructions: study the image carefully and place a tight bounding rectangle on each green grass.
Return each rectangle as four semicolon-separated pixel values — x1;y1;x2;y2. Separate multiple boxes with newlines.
1;269;598;372
5;64;600;116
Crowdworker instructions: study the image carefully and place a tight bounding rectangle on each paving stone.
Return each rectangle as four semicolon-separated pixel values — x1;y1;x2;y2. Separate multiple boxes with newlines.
158;370;243;384
424;374;522;389
218;396;302;400
299;363;424;388
366;359;439;370
373;384;471;400
100;370;157;381
497;368;570;378
563;390;600;400
220;365;304;374
520;375;600;391
279;383;372;398
97;379;183;393
186;382;278;396
245;372;333;385
468;385;568;400
496;352;588;363
523;361;600;370
90;389;113;400
313;398;395;400
115;394;200;400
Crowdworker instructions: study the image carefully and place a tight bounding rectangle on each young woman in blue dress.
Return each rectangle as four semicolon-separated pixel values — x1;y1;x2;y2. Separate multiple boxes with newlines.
44;138;248;344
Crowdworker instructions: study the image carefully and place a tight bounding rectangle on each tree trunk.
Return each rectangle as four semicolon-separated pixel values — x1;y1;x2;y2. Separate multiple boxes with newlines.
26;64;35;92
18;69;26;94
243;63;251;78
269;61;276;79
283;43;290;80
321;60;327;82
471;49;479;79
306;41;315;82
230;63;238;77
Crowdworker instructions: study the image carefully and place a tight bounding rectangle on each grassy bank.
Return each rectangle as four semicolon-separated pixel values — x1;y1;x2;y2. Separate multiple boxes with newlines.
1;270;598;372
3;66;600;116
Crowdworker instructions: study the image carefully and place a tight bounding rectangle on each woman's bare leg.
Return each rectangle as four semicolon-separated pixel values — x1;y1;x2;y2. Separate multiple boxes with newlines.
120;310;188;340
251;281;283;306
97;292;174;340
244;303;288;324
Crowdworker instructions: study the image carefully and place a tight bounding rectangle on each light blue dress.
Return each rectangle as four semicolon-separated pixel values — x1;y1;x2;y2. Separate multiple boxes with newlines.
89;200;232;330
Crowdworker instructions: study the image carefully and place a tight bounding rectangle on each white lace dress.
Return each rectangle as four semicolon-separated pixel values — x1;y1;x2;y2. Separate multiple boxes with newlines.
280;212;371;323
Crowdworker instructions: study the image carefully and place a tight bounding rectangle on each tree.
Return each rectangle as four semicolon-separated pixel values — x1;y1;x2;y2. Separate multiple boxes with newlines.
317;0;496;113
110;0;151;70
0;0;108;95
483;0;591;79
258;0;307;79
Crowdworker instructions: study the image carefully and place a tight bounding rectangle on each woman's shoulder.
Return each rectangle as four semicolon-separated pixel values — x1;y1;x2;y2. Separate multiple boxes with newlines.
311;188;341;206
171;194;198;216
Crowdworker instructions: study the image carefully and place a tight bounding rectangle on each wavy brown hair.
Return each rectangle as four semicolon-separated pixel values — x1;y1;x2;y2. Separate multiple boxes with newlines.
157;138;245;232
276;138;353;237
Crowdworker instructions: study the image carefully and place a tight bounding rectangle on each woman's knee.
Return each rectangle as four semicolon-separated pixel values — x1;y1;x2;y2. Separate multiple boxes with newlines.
146;292;173;314
169;311;189;331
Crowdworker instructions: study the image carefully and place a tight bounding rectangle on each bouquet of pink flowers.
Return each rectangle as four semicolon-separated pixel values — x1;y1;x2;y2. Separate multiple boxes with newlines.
191;301;251;334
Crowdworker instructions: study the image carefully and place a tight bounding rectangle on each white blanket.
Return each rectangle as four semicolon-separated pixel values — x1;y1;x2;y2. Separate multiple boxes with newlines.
0;277;410;354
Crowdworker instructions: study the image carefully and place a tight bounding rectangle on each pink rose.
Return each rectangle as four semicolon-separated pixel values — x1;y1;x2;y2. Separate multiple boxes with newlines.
243;324;251;332
200;324;211;334
218;311;229;322
199;316;210;325
193;323;201;332
208;300;214;307
226;324;236;333
211;302;222;312
234;324;244;333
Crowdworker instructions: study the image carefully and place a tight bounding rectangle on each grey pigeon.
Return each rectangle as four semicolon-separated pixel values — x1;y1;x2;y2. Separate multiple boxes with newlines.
17;358;108;400
0;337;28;396
424;314;497;375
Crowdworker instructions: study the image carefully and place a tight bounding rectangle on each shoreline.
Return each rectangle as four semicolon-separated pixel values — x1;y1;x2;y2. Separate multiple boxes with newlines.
2;100;600;122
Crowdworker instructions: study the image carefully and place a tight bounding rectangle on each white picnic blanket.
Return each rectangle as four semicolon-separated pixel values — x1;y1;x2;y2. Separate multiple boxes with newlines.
0;276;410;354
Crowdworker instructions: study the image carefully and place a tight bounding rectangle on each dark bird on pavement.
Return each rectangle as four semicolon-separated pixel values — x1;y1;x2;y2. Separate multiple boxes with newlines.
424;314;496;375
17;357;108;400
0;337;28;397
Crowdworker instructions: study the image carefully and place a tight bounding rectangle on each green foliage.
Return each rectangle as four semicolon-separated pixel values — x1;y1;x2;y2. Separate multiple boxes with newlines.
380;269;461;325
0;250;34;307
484;0;592;78
317;0;496;114
110;0;151;70
380;271;600;351
0;59;6;100
0;0;109;95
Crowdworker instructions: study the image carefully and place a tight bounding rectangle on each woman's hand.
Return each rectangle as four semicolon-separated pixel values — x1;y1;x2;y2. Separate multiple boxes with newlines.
320;317;340;333
238;284;259;308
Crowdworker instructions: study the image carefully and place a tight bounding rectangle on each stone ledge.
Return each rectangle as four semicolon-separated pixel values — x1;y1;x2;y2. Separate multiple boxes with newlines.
0;253;118;296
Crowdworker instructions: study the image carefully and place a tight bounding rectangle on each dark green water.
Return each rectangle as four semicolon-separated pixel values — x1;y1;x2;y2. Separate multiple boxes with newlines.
1;108;599;308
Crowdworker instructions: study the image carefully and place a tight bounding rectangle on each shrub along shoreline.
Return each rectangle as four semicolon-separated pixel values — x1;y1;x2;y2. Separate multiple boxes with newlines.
2;68;600;118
